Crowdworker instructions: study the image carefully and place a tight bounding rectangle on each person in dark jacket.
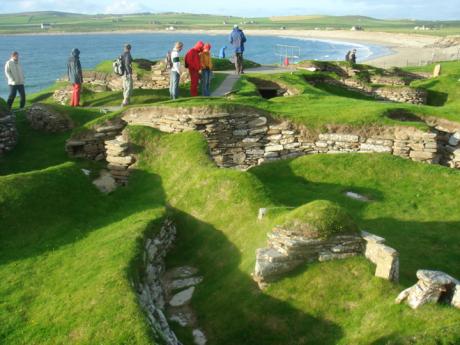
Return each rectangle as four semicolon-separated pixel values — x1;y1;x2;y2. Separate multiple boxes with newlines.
229;25;247;74
350;49;357;64
67;48;83;107
121;44;133;106
184;41;204;97
345;50;352;62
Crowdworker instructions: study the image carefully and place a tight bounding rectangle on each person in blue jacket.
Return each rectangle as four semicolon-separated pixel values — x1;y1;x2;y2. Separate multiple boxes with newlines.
219;46;227;59
229;25;247;74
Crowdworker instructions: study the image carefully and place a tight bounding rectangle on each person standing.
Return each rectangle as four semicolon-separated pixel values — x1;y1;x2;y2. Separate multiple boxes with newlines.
169;42;183;100
184;41;204;97
350;49;357;64
67;48;83;107
121;44;133;106
200;43;213;97
219;46;227;59
345;50;352;62
4;51;26;111
229;25;247;75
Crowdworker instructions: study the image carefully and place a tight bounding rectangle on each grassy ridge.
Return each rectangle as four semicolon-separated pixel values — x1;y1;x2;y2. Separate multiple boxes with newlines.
1;11;460;35
129;127;460;344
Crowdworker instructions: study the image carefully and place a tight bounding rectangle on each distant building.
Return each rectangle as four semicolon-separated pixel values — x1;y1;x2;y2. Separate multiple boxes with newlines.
40;23;52;29
166;26;176;31
280;26;286;30
351;26;364;31
414;25;434;31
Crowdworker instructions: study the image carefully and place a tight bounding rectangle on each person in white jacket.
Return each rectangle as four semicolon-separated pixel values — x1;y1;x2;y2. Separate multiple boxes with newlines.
4;51;26;110
169;41;183;100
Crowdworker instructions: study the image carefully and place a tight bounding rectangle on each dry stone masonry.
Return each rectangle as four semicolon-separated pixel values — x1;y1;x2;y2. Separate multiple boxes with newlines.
137;219;182;345
251;202;400;289
26;103;74;132
362;231;399;282
104;130;135;185
396;270;460;310
122;105;450;170
65;119;125;160
0;113;17;156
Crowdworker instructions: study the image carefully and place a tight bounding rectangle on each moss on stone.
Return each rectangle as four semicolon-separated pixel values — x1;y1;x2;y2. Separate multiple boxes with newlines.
276;200;359;239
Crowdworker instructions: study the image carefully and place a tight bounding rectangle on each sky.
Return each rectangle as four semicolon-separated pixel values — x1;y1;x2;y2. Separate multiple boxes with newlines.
1;0;459;20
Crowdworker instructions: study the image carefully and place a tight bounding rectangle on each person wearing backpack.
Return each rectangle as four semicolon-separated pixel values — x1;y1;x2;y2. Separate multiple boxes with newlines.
168;41;183;100
200;43;213;97
121;43;133;106
67;48;83;107
4;51;26;111
184;41;204;97
229;25;247;75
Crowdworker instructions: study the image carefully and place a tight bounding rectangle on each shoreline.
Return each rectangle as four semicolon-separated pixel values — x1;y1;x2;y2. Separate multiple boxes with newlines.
1;29;459;67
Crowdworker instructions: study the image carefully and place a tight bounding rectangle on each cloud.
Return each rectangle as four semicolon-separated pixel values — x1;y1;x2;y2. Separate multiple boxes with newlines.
0;0;459;20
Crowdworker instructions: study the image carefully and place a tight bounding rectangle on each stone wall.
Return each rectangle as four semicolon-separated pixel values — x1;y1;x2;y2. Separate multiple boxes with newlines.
362;231;399;282
340;78;427;104
253;228;364;288
0;114;17;156
252;226;399;288
136;219;182;345
122;106;443;170
65;119;126;160
104;130;135;185
26;103;74;132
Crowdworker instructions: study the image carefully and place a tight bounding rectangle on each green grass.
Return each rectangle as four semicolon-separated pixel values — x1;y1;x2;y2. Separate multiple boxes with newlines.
1;102;460;344
2;58;460;344
1;11;460;36
128;127;460;344
276;200;359;239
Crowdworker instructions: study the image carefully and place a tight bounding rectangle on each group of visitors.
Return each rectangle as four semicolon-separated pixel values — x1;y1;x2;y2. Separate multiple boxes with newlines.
3;25;247;110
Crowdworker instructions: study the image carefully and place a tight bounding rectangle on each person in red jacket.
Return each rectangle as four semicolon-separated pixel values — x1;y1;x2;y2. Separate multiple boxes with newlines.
184;41;204;97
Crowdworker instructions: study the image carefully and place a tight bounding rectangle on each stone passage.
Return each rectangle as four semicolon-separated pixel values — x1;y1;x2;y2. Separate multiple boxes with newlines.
396;270;460;310
0;113;17;156
104;130;135;185
362;231;399;282
26;103;74;132
122;105;452;170
137;219;182;345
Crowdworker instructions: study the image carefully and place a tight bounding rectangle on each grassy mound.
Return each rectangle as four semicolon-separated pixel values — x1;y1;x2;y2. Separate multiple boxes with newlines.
276;200;359;239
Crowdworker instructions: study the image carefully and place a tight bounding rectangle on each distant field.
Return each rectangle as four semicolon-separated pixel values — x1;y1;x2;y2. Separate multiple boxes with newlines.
0;11;459;36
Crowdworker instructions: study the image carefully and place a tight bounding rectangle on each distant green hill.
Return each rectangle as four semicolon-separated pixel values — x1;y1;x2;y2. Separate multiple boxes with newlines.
0;11;459;35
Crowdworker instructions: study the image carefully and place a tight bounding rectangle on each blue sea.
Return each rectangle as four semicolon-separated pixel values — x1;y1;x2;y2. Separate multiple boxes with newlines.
0;32;391;99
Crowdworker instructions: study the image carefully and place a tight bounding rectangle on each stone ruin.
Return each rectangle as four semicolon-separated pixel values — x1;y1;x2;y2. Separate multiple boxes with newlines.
65;118;126;161
0;102;17;156
252;201;399;288
104;130;135;185
396;270;460;310
121;105;460;171
136;219;208;345
299;61;428;105
26;103;74;132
